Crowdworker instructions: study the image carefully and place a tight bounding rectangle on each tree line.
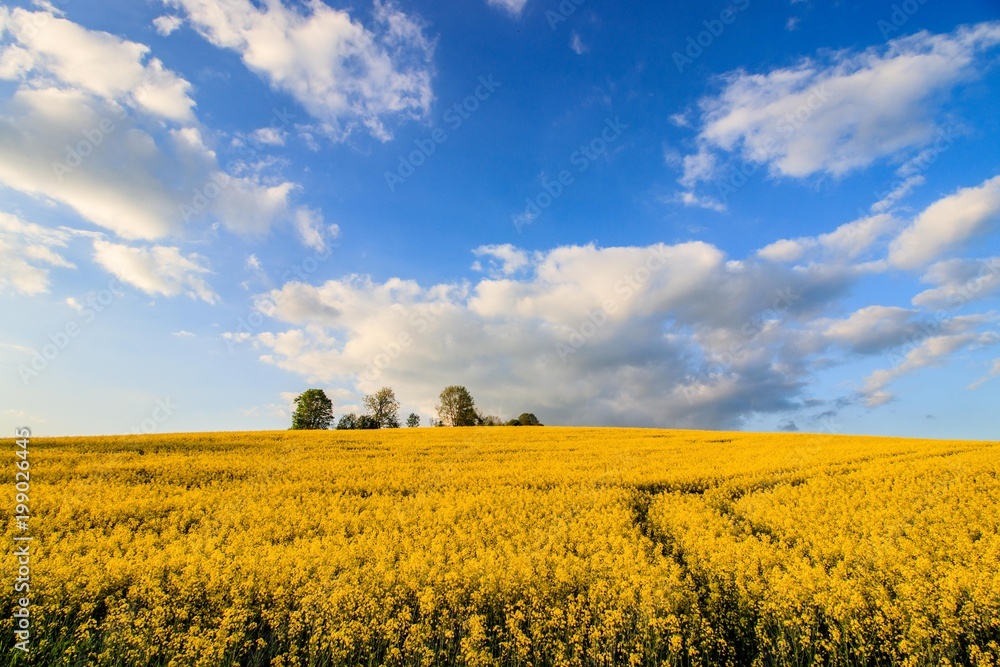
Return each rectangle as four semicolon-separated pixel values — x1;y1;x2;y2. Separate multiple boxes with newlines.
290;385;542;430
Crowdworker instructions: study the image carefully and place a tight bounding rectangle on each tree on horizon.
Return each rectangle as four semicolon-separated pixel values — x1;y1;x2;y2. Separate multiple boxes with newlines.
436;386;477;426
363;387;401;428
290;389;334;430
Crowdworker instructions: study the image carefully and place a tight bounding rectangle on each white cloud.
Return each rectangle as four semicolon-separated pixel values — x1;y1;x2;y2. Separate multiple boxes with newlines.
860;319;1000;406
672;191;727;213
0;12;318;245
250;126;286;146
0;88;192;240
223;331;252;344
889;175;1000;269
0;212;77;295
757;238;808;264
244;242;868;428
92;239;218;303
570;32;587;55
165;0;435;140
293;208;339;252
757;213;899;263
486;0;529;17
472;244;530;276
172;330;195;337
912;257;1000;310
668;112;690;128
152;15;183;37
0;7;195;122
679;22;1000;188
237;235;1000;426
0;86;302;241
871;175;925;213
819;306;927;355
679;150;717;189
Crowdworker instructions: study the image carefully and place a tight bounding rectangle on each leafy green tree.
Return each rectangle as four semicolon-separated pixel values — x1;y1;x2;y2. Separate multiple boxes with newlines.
363;387;401;429
518;413;542;426
406;413;420;428
336;413;359;430
291;389;334;430
506;419;521;426
436;385;478;426
357;415;380;430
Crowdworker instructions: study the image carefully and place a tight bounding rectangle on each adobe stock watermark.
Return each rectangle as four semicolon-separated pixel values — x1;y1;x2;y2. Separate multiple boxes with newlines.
682;286;799;405
862;124;958;215
384;76;502;192
513;116;628;232
224;246;335;351
673;0;751;73
713;85;832;205
226;106;298;173
360;302;447;381
12;427;32;653
877;0;929;40
17;278;125;385
775;86;831;135
50;107;128;182
9;0;72;41
884;258;1000;368
131;398;179;435
50;58;169;181
545;0;587;30
786;412;846;468
182;106;298;222
555;245;670;362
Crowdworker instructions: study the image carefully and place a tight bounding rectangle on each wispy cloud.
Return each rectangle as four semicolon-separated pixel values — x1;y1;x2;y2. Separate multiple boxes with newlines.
93;240;218;303
676;22;1000;192
163;0;436;140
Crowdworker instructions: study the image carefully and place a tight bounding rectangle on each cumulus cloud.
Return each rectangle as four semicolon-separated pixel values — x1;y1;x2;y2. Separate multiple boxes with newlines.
472;244;530;276
889;174;1000;269
152;15;183;37
92;239;218;303
237;229;1000;427
0;212;78;295
239;241;873;428
250;126;286;146
817;306;932;355
0;86;300;241
0;10;324;251
164;0;435;140
0;7;195;122
677;21;1000;191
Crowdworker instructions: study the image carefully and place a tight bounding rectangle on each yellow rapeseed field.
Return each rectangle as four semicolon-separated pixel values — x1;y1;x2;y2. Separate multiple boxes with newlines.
2;427;998;667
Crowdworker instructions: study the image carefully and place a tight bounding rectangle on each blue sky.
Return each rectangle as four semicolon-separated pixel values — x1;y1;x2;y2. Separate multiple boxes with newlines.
1;0;999;437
